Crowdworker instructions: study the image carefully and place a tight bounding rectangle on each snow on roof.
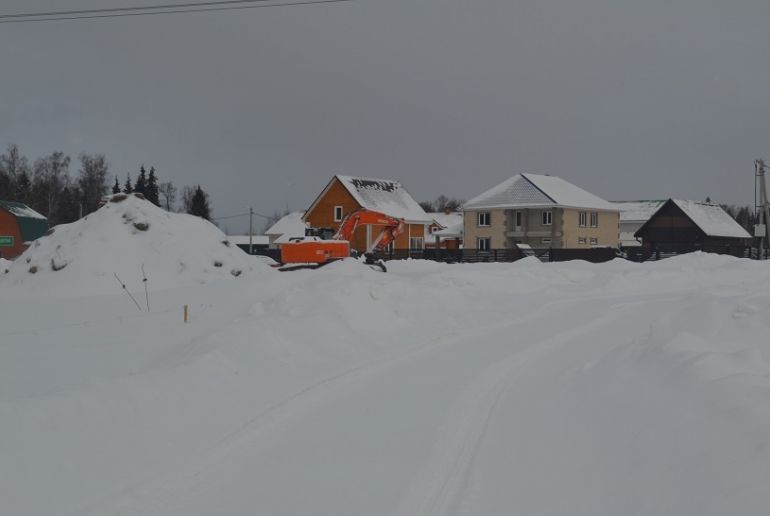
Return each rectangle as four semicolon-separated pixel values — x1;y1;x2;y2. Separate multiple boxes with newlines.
612;200;666;222
226;235;270;246
524;174;617;211
464;174;552;210
336;175;433;223
428;211;463;228
432;222;463;238
265;212;307;238
672;200;752;239
0;200;46;220
464;173;617;211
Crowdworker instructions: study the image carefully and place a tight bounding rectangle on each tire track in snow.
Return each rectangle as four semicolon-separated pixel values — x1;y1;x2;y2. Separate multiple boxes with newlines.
392;307;629;516
77;297;573;516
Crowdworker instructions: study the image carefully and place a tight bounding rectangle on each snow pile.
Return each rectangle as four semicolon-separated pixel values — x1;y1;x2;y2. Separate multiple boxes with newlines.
0;257;11;272
0;194;263;296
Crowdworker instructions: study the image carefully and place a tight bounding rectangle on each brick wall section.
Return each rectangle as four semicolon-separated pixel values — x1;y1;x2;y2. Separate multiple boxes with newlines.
465;207;619;249
561;209;620;248
463;209;507;249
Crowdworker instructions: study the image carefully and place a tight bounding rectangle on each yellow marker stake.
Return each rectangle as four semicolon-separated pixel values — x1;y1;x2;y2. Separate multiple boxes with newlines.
184;304;189;323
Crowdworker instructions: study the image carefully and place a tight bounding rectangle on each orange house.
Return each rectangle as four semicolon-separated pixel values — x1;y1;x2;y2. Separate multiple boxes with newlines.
303;175;436;253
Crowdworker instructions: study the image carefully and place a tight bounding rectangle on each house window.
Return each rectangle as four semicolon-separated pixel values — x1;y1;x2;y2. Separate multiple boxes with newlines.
590;237;598;245
578;237;587;244
334;206;343;222
590;212;598;227
541;237;552;245
578;211;587;227
542;211;552;226
515;210;523;227
409;237;424;250
477;237;491;251
477;212;491;227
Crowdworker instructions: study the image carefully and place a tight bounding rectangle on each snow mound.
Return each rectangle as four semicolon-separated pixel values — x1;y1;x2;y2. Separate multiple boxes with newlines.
0;194;266;296
0;258;11;273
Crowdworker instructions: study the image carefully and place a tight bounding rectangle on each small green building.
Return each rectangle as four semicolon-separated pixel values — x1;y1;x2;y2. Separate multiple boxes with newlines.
0;200;49;259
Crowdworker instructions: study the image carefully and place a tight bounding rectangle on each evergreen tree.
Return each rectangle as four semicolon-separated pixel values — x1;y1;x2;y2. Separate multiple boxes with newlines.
112;176;121;194
123;173;133;193
134;165;147;195
145;167;160;206
187;185;211;220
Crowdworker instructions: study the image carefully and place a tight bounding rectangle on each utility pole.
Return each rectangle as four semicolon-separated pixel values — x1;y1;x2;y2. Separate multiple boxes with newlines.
755;160;770;258
249;207;254;255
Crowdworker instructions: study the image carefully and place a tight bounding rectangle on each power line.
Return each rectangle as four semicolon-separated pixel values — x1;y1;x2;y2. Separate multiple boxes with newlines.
0;0;351;24
1;0;294;19
212;210;273;221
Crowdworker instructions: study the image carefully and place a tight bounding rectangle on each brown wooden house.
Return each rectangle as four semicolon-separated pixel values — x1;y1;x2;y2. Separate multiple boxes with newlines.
634;199;752;255
303;175;436;253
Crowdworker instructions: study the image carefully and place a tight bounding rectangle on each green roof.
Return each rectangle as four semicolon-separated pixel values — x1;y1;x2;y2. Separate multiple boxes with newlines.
0;200;48;242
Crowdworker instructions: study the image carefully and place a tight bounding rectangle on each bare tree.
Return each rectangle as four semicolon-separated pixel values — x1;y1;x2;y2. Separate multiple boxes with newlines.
158;181;178;211
420;195;464;213
181;185;196;213
0;144;30;200
78;153;109;215
31;152;71;223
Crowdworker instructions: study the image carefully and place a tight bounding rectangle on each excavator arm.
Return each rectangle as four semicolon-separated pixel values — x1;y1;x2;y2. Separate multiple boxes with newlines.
334;208;406;253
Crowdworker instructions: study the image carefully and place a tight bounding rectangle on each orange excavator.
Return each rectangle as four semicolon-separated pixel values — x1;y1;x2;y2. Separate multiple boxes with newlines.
279;208;406;272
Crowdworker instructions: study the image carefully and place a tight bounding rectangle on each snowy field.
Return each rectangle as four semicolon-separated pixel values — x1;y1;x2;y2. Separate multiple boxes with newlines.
2;199;770;515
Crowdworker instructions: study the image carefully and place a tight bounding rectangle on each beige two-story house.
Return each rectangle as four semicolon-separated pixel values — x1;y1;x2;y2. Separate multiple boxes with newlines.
463;173;619;250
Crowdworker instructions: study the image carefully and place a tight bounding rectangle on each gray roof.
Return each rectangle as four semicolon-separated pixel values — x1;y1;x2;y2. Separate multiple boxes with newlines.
611;200;666;222
464;173;617;211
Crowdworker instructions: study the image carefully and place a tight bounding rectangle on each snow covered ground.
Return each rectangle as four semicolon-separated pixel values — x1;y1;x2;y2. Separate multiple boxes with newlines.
2;208;770;515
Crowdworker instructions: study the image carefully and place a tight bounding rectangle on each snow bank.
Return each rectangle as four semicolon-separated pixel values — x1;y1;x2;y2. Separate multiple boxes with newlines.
0;194;265;296
0;257;11;272
3;253;770;515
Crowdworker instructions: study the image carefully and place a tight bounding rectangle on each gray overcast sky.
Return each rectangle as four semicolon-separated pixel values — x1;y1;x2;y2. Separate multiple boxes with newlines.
2;0;770;232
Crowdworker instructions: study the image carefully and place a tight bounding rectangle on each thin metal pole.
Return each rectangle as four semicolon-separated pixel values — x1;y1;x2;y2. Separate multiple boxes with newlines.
114;273;142;311
249;207;254;254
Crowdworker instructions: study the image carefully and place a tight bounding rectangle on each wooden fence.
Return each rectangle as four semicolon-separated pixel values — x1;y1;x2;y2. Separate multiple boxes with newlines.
248;244;765;265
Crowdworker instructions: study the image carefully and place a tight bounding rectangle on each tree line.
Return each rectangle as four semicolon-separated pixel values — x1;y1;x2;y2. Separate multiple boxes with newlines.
419;195;464;213
0;144;212;225
720;204;759;234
